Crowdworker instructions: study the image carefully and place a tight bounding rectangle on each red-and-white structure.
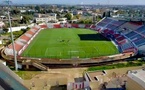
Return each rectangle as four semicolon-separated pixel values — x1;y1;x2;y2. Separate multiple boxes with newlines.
67;81;89;90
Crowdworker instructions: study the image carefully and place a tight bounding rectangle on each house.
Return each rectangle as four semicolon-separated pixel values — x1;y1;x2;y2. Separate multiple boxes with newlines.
0;16;7;20
34;13;57;23
58;18;67;24
20;10;27;13
73;10;83;15
126;69;145;90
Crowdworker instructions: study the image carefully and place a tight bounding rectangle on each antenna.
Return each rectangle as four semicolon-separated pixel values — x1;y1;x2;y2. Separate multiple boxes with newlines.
4;0;18;71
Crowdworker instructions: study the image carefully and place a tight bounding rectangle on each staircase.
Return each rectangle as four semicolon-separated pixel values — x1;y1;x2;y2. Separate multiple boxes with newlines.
32;62;48;71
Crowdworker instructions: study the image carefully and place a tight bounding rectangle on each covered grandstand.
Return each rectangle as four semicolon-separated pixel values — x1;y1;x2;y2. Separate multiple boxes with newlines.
96;17;142;54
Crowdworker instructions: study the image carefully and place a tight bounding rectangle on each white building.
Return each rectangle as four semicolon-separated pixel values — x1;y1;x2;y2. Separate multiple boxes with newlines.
127;69;145;90
8;26;27;32
34;13;57;23
0;16;7;20
20;10;27;13
73;10;83;15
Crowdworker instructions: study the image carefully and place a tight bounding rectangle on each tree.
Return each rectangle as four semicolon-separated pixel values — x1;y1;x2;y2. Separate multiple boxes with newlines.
3;27;9;33
20;15;31;24
29;5;35;9
102;11;111;18
65;13;72;20
96;15;102;22
35;5;41;12
106;11;111;17
12;21;19;27
78;19;93;24
76;14;81;19
11;9;20;15
102;12;106;18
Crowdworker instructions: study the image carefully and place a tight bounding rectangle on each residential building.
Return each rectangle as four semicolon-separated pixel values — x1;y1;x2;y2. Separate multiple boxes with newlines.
127;69;145;90
73;10;83;15
34;13;57;23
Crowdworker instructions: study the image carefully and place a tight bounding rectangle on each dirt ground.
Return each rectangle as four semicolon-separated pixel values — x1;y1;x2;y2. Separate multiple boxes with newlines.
23;68;87;90
23;65;145;90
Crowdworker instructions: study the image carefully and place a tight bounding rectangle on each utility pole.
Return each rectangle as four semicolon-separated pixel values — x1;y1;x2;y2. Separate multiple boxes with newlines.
4;0;18;71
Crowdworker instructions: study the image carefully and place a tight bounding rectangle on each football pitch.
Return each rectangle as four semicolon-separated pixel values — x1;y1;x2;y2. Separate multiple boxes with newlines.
21;28;119;59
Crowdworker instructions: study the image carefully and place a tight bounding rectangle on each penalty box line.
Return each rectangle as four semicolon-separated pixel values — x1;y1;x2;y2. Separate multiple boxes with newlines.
45;48;62;57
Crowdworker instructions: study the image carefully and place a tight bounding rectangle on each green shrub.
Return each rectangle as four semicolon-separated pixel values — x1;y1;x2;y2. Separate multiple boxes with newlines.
88;61;143;71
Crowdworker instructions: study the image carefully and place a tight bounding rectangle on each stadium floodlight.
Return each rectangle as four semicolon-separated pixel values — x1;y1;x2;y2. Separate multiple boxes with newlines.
4;0;18;71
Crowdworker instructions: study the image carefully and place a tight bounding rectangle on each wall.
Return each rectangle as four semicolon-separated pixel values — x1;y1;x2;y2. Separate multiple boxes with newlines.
126;76;145;90
8;26;27;32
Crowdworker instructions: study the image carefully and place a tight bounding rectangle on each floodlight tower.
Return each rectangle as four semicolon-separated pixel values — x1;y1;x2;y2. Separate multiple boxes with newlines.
4;0;18;71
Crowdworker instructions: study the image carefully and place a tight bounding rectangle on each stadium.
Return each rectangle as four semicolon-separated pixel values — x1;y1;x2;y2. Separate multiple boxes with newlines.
2;17;144;70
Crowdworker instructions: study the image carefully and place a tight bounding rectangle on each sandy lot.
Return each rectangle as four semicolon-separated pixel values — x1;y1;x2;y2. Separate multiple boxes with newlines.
24;68;87;90
23;65;145;90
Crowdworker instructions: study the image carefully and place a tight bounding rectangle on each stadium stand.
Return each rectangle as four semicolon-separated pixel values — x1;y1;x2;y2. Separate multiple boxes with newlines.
90;24;96;29
134;38;145;47
30;29;36;33
40;24;48;29
121;22;142;30
96;18;139;54
78;24;85;28
25;33;32;37
18;38;27;43
47;23;54;28
97;22;108;27
15;40;24;46
113;33;120;38
4;25;41;56
20;35;30;41
116;35;125;41
116;22;142;35
125;31;137;38
71;24;79;28
85;24;91;28
53;24;61;28
101;18;112;23
105;20;125;30
135;26;145;33
27;30;35;35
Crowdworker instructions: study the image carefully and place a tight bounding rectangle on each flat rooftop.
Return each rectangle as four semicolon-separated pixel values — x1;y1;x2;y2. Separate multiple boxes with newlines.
127;68;145;89
86;71;105;82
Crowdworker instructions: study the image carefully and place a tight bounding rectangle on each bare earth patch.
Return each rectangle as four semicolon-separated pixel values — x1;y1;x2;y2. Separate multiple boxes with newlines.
22;65;145;90
23;68;87;90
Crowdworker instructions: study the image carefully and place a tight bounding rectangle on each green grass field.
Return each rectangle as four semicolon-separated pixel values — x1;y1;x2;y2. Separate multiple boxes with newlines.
21;28;119;59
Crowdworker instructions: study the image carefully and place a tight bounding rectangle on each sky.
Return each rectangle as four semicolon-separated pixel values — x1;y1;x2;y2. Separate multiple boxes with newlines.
1;0;145;5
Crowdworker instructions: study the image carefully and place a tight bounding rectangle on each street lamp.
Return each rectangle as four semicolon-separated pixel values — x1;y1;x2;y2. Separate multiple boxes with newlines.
4;0;18;71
